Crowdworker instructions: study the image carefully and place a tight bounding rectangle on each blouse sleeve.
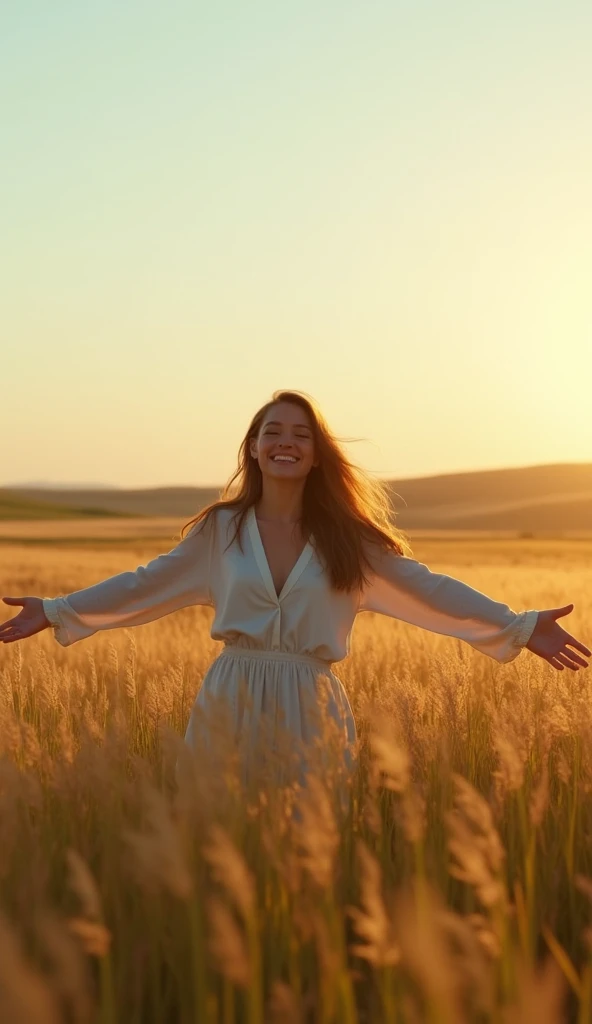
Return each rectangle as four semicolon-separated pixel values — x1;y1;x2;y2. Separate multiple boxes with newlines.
42;516;215;648
358;547;539;664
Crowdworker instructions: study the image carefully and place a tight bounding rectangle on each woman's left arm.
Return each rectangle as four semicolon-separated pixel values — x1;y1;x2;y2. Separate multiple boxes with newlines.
359;548;590;669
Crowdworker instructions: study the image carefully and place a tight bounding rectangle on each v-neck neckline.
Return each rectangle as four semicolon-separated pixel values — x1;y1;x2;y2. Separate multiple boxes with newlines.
247;505;314;603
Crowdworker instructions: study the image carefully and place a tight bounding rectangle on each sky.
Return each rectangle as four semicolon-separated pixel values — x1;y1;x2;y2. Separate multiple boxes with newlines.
2;1;591;488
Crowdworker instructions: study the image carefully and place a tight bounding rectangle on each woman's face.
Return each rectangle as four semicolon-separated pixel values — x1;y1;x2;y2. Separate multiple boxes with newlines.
250;402;318;481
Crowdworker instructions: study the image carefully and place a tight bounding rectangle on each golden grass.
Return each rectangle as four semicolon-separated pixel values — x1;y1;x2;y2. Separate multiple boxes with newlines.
0;516;183;542
1;536;592;1022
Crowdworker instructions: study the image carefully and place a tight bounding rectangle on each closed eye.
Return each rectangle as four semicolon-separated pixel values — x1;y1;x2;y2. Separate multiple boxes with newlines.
265;431;310;438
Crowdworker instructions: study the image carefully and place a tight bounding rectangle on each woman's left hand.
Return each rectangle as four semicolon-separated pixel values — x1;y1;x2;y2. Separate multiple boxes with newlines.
525;604;590;670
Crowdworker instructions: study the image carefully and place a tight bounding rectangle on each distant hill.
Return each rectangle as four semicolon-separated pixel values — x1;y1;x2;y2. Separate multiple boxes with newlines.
384;463;592;532
0;486;223;519
0;494;129;521
2;463;591;531
3;481;118;490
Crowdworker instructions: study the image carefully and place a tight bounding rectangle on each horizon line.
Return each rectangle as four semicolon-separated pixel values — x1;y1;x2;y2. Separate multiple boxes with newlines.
2;460;591;492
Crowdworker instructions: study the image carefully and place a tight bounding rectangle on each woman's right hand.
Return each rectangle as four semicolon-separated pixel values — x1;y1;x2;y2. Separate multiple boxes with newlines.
0;597;51;643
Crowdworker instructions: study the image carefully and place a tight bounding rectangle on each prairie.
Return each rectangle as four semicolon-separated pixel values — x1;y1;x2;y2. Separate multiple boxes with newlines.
1;528;592;1022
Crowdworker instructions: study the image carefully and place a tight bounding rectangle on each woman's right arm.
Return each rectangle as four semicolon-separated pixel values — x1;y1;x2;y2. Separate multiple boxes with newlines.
0;515;215;648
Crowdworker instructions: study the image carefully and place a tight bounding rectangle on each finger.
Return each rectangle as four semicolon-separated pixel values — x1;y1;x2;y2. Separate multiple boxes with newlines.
561;647;589;669
548;657;564;671
0;625;22;640
555;652;581;671
563;634;592;659
2;597;26;607
0;624;19;635
551;604;574;619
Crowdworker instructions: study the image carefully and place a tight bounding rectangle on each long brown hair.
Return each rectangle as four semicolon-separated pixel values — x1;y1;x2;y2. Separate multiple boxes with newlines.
181;389;412;593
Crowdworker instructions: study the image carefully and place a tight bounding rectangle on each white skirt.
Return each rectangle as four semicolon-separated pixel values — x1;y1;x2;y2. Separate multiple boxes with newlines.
183;644;358;814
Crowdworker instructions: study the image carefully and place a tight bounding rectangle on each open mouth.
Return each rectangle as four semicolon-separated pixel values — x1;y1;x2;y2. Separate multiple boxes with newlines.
270;455;299;463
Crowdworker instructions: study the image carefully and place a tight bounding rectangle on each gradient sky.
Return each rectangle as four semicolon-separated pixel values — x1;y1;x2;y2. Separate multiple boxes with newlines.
2;1;591;488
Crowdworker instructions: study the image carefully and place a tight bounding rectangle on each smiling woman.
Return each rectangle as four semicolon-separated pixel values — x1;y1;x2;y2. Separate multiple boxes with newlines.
1;390;590;815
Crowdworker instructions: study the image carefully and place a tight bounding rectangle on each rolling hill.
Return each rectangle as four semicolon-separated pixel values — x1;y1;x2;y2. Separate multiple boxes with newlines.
2;463;591;531
0;494;129;521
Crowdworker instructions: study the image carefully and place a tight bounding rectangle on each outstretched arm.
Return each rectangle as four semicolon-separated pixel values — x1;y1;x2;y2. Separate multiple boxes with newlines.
0;517;215;648
359;547;590;669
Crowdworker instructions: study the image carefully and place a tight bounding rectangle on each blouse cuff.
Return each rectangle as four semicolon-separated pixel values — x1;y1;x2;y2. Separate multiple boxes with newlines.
515;609;539;649
42;597;71;647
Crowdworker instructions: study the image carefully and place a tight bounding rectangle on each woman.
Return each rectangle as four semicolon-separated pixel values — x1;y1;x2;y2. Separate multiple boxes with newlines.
1;390;590;800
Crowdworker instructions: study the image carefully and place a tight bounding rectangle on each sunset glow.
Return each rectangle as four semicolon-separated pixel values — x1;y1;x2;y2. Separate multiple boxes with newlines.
3;1;590;487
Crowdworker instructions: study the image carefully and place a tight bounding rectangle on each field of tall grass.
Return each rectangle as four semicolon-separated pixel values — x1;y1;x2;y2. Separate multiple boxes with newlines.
1;534;592;1023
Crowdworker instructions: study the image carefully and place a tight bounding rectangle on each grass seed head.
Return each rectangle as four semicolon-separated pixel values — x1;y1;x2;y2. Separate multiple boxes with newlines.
206;896;250;987
65;849;104;922
347;839;400;967
202;824;256;922
124;784;194;901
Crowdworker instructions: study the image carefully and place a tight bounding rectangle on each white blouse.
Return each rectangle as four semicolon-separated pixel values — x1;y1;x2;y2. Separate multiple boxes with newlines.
42;505;539;664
